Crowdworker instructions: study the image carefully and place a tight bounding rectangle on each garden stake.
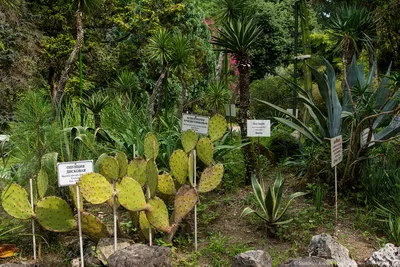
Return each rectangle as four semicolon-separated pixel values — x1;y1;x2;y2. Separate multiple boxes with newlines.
147;186;152;246
257;136;261;181
193;149;198;252
113;181;117;252
76;186;84;267
29;179;37;260
335;166;338;225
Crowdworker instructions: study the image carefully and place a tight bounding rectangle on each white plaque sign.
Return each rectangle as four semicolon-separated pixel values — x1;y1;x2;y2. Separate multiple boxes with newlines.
330;135;342;168
57;160;94;187
247;120;271;137
182;114;209;135
361;128;375;147
225;104;236;117
286;109;299;118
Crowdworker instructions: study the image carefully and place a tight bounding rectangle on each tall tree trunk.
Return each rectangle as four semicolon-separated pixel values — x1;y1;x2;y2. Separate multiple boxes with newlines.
53;4;84;118
237;56;256;182
49;66;57;106
215;52;224;80
177;70;187;118
149;66;168;130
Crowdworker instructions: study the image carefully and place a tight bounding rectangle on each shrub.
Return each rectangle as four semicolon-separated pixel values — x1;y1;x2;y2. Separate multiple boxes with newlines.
265;128;299;162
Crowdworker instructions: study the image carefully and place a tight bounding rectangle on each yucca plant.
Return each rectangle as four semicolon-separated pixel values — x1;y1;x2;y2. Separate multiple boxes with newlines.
78;91;111;129
241;173;307;226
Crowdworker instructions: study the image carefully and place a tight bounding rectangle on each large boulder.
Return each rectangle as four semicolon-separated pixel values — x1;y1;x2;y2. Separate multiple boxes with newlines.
97;238;131;265
108;244;172;267
232;250;272;267
367;243;400;267
277;257;332;267
308;233;357;267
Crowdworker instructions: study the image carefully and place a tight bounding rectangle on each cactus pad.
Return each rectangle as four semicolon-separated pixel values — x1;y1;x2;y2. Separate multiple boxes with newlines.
116;177;147;211
139;211;150;240
188;151;195;187
181;130;198;152
69;185;83;210
94;153;108;173
37;168;48;199
196;138;214;165
78;173;114;204
174;185;198;224
208;114;227;141
157;172;176;195
146;197;170;233
99;156;119;182
35;196;76;232
145;160;158;197
115;152;128;179
127;158;147;187
198;163;224;193
1;184;33;220
144;132;159;160
81;211;110;242
169;150;188;184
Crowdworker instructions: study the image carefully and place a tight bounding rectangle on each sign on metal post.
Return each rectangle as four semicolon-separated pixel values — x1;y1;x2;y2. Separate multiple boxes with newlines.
330;136;342;168
225;104;236;117
361;128;375;148
182;114;209;135
247;120;271;137
57;160;94;187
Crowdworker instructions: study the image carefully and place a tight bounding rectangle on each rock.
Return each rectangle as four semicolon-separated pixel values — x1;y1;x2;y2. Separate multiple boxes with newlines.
97;238;131;265
232;250;272;267
277;257;332;266
308;233;357;267
366;243;400;267
0;263;41;267
108;244;172;267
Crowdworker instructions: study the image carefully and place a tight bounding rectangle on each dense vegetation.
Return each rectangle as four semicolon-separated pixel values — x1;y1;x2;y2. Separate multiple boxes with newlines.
1;0;400;265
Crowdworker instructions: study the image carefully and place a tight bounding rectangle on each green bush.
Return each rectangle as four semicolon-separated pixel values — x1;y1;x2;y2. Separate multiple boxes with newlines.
265;128;299;162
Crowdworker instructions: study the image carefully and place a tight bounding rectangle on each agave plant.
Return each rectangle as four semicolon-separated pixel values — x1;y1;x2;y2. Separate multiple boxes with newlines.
241;174;307;226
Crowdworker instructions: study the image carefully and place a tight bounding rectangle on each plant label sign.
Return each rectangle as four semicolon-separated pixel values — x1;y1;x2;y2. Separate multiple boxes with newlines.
360;128;375;148
330;135;342;168
247;120;271;137
225;104;236;117
57;160;93;187
182;114;209;135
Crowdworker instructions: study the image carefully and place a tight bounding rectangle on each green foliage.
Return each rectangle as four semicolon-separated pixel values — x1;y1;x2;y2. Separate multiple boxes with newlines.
265;128;299;162
203;81;231;116
250;72;292;119
241;174;307;226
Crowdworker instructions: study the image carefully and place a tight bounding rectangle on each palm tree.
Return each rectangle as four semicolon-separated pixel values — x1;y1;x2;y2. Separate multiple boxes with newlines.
147;28;172;129
211;17;261;139
327;5;377;109
170;33;193;117
78;91;110;129
54;0;101;116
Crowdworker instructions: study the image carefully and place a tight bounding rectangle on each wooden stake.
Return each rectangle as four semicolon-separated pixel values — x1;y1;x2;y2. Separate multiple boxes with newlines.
29;179;37;260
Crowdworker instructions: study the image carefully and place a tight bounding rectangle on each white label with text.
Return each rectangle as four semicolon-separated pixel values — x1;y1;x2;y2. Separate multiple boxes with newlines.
247;120;271;137
330;135;342;168
182;114;209;135
57;160;94;187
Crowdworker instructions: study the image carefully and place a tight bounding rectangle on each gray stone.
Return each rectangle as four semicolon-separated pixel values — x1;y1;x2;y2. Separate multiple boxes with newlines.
108;244;172;267
0;264;41;267
367;243;400;267
308;233;357;267
97;238;131;265
232;250;272;267
277;257;332;267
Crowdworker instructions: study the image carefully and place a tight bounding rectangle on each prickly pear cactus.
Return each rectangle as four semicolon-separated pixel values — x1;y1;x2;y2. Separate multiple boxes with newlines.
94;153;108;173
144;132;159;160
146;197;171;233
198;163;224;193
188;150;195;187
37;168;48;199
1;184;33;220
145;160;158;197
157;172;176;195
35;196;76;233
169;150;188;184
81;211;110;242
208;114;227;141
174;185;198;224
78;173;114;204
99;156;119;182
69;185;83;210
115;152;128;179
181;130;198;152
196;138;214;165
127;158;147;187
116;177;148;212
139;211;150;240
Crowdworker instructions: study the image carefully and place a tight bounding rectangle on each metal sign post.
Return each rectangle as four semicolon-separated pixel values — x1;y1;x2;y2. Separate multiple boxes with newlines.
247;120;271;180
330;136;343;225
29;179;37;260
193;150;198;252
